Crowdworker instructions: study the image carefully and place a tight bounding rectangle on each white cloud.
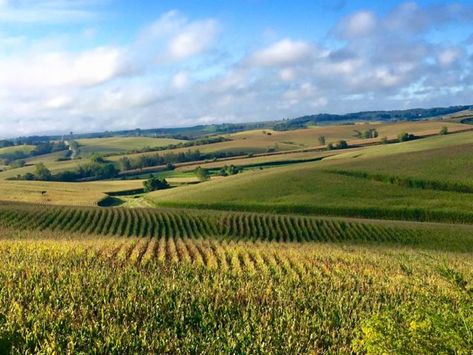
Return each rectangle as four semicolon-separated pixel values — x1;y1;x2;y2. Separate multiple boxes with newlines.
248;39;313;66
0;46;125;90
138;11;220;63
279;68;296;81
337;11;376;39
172;71;189;89
168;19;219;60
0;0;99;24
1;4;473;138
437;48;461;67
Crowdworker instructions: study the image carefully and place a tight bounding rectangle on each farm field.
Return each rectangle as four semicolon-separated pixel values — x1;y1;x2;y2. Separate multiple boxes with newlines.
4;1;473;351
0;180;143;206
0;144;35;157
229;120;471;147
149;130;473;223
76;136;186;156
0;117;472;353
330;143;473;185
0;221;471;353
0;119;470;183
108;119;472;162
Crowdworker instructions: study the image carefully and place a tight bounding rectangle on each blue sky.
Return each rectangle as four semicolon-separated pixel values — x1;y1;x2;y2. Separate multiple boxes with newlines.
0;0;472;136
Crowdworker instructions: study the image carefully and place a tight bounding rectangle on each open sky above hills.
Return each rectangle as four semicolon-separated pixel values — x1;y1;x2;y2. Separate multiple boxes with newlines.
1;0;473;136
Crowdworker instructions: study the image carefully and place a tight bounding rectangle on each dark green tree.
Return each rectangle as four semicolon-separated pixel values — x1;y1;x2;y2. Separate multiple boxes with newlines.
143;177;170;192
34;163;51;181
195;167;210;181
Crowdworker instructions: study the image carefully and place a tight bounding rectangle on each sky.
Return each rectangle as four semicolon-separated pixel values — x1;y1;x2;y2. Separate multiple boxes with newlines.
0;0;473;137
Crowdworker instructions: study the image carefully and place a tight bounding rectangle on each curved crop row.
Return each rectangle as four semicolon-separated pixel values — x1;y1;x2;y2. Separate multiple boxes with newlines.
0;204;419;245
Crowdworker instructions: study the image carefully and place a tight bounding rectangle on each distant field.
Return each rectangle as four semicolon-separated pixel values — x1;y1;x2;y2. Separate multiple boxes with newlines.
149;131;473;223
229;120;471;147
0;144;35;157
0;120;469;182
109;120;471;163
0;180;143;206
77;136;185;156
176;150;333;172
331;143;473;186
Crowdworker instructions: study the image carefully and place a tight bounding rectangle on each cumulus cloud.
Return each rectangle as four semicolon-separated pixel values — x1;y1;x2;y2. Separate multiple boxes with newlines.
138;11;220;63
1;3;473;137
247;39;313;66
335;11;376;39
0;47;126;90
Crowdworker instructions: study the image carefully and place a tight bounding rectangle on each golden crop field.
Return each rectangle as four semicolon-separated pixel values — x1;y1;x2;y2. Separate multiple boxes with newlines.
0;180;143;206
0;225;470;353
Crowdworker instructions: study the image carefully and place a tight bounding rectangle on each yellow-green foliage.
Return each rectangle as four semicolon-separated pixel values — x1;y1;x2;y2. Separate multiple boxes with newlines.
0;229;470;353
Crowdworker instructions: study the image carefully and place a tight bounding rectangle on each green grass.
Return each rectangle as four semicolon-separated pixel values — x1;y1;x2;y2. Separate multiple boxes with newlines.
0;180;144;206
329;142;473;186
76;136;185;156
148;131;473;223
149;162;473;223
0;145;35;158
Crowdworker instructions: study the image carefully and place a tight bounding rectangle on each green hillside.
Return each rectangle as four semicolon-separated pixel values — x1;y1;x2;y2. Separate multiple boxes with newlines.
76;136;186;156
148;131;473;223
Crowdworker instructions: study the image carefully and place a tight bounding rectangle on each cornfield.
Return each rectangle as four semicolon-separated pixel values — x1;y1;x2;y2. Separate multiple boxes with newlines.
0;203;420;244
0;201;471;353
0;231;471;353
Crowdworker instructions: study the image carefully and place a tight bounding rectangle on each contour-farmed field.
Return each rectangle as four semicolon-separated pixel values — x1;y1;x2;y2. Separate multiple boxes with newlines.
0;227;471;353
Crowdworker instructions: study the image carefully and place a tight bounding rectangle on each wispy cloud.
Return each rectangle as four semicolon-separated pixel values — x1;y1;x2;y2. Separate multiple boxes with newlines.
0;0;104;24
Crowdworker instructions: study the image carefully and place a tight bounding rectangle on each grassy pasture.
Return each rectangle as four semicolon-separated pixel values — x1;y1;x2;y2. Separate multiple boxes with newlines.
0;227;470;353
325;129;473;162
149;131;473;222
329;142;473;184
228;120;470;147
150;166;473;223
108;120;471;163
76;136;185;156
0;180;143;206
0;144;35;157
175;150;333;172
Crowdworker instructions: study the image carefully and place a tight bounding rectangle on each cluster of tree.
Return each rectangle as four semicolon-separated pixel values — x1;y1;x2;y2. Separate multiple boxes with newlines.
143;177;170;192
195;167;210;181
14;161;119;182
271;105;472;131
1;141;68;165
0;140;14;148
118;149;244;172
398;132;416;142
327;140;349;150
439;126;449;135
354;129;379;139
218;165;241;177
